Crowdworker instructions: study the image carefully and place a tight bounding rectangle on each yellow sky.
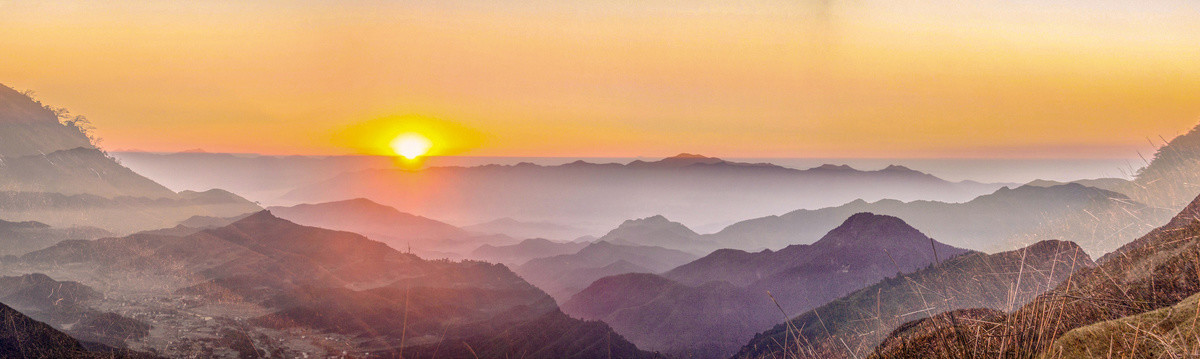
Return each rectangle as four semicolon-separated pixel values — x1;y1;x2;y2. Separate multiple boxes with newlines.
2;0;1198;158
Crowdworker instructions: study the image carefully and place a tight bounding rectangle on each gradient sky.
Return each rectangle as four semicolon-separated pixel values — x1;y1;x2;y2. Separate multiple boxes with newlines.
2;0;1198;158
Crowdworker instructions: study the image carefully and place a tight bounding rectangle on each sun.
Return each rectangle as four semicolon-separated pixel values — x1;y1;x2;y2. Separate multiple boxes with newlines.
390;133;433;159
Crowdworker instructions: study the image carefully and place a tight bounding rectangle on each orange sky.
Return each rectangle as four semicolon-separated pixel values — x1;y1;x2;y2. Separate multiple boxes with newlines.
2;1;1198;158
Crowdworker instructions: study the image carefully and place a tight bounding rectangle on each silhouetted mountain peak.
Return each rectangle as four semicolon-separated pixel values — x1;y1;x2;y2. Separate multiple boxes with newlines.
811;164;857;172
842;212;897;225
612;215;694;233
880;164;927;175
600;215;703;251
814;212;931;248
520;237;556;245
233;210;286;227
209;211;318;243
627;153;726;168
669;153;713;159
619;214;672;227
1025;179;1066;187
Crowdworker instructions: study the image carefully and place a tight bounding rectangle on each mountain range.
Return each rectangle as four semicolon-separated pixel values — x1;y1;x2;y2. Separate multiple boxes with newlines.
277;153;1007;235
561;213;970;358
15;211;655;358
705;183;1164;256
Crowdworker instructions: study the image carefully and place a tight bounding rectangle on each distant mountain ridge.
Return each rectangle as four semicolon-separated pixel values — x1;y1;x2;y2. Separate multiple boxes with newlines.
705;183;1164;256
280;152;1008;235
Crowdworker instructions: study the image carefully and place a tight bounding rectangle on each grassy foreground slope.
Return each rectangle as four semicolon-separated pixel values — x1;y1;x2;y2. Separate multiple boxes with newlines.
736;240;1092;359
869;191;1200;358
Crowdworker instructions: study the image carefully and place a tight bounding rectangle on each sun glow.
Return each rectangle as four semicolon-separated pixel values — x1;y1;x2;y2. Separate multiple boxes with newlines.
390;133;433;159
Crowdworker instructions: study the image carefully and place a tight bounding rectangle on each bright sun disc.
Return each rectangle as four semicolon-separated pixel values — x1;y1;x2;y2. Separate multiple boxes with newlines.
390;133;433;159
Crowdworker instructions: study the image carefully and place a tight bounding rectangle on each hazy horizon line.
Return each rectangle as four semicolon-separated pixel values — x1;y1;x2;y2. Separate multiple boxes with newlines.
110;149;1144;161
111;151;1146;183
